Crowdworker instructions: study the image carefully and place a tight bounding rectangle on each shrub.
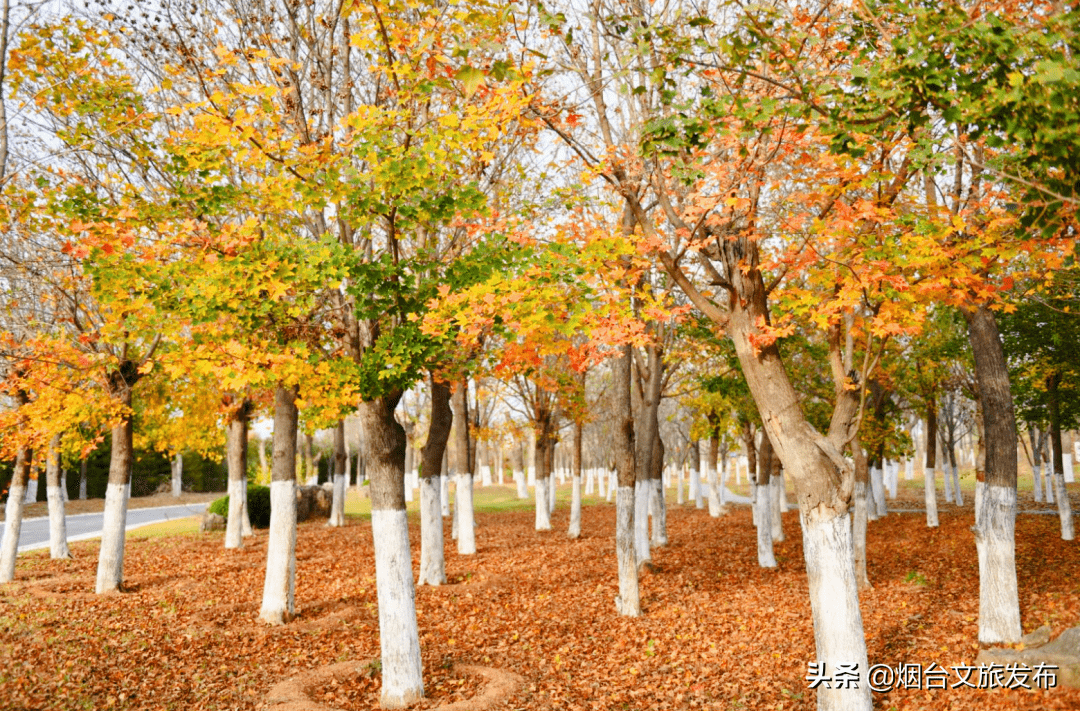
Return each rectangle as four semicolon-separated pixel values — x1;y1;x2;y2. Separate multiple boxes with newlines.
208;484;272;528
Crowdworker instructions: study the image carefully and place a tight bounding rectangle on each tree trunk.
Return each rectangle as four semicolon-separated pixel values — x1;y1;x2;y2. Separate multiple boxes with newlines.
707;437;722;516
97;368;138;595
419;376;452;585
260;385;299;624
924;405;940;527
964;304;1022;644
612;344;639;616
1029;425;1044;504
78;458;87;500
0;444;31;582
534;414;554;531
852;438;871;590
1048;376;1075;540
513;442;528;499
45;435;70;559
568;420;583;539
171;452;183;497
650;436;667;546
451;380;476;553
358;392;423;708
755;433;778;568
329;420;347;527
225;400;250;549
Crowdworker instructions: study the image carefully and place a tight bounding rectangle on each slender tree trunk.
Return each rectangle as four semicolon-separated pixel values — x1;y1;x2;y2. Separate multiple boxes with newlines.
452;380;476;552
924;404;940;527
329;420;347;527
1048;376;1075;540
0;444;31;582
755;433;778;569
513;442;528;499
225;400;250;549
964;304;1022;644
852;438;871;589
260;385;298;624
358;392;423;708
612;344;639;616
704;437;721;516
419;376;452;585
45;435;70;559
568;420;583;539
78;458;87;500
170;452;183;498
650;435;667;546
1029;425;1044;503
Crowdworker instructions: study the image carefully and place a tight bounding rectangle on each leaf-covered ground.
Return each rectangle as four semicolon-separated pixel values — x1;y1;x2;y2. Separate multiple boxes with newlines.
1;490;1078;711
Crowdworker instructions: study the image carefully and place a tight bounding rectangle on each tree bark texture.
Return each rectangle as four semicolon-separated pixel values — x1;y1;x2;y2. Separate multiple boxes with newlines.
260;385;299;624
225;400;251;549
45;434;70;559
419;376;452;585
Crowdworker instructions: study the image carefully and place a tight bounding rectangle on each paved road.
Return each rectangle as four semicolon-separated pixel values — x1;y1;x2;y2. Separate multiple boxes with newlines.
16;503;209;552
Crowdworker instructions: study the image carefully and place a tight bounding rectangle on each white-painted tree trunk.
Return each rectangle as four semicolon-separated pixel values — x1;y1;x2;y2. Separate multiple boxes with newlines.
329;474;346;527
96;482;130;594
755;484;776;568
241;482;253;537
707;460;722;517
260;479;297;624
371;509;424;708
606;471;615;502
614;486;640;616
770;475;784;542
0;484;26;582
548;473;556;514
441;473;450;515
952;465;963;506
225;476;246;549
689;465;700;505
870;466;887;518
515;468;527;499
973;485;1021;644
418;475;446;585
720;456;729;506
634;480;650;566
535;475;551;530
457;472;476;554
943;461;954;503
802;511;872;711
171;453;183;498
45;437;70;559
1067;453;1076;483
676;467;684;504
925;467;940;527
650;478;667;547
853;481;870;588
1033;464;1044;503
1052;467;1074;540
568;474;582;539
24;479;36;503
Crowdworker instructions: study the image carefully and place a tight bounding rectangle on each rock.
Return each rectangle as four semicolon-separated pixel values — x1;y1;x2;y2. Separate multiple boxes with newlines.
978;625;1080;687
295;485;332;522
1023;625;1053;648
200;512;226;532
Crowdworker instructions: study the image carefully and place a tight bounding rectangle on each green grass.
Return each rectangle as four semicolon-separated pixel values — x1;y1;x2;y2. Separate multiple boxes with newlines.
343;482;612;521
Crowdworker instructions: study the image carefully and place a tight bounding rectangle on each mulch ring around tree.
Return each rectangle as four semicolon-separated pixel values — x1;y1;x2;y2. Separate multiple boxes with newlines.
1;502;1080;710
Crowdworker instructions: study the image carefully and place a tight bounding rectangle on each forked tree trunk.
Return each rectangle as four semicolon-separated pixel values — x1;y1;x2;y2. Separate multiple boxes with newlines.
612;344;639;616
358;392;423;708
451;380;476;553
707;236;871;710
329;420;347;527
568;420;583;539
260;385;298;624
419;376;452;585
924;404;940;527
225;400;251;549
46;435;70;559
97;369;138;595
0;444;32;582
965;304;1022;644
